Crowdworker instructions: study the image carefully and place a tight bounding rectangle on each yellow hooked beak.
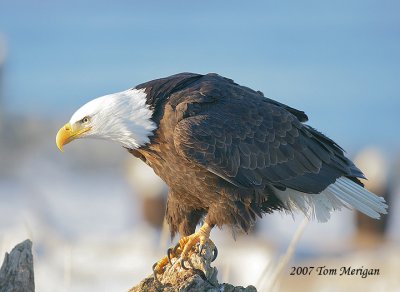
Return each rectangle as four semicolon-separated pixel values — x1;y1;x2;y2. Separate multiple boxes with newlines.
56;123;91;152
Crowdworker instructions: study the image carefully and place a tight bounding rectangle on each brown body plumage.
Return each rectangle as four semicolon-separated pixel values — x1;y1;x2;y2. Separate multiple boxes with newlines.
128;72;369;237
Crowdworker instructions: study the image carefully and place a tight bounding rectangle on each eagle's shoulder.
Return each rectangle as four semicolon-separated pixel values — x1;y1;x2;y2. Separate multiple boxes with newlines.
135;72;203;107
135;73;204;125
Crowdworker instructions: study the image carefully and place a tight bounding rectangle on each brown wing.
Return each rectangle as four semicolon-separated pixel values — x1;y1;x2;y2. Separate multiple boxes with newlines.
172;83;363;194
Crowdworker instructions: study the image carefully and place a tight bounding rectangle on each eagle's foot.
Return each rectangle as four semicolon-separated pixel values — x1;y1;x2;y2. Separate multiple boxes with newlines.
151;222;217;279
178;222;217;269
151;243;187;281
152;255;169;282
151;243;187;280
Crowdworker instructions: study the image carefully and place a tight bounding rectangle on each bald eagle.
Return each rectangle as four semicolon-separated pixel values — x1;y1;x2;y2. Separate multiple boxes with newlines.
56;73;387;274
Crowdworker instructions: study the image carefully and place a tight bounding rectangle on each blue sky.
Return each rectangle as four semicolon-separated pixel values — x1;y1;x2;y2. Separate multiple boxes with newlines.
0;0;399;153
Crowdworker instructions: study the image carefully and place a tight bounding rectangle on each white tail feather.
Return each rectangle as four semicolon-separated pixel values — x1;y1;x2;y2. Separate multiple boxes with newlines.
274;177;388;222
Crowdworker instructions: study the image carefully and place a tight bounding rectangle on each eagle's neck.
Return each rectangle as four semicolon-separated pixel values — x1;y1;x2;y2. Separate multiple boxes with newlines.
104;88;158;149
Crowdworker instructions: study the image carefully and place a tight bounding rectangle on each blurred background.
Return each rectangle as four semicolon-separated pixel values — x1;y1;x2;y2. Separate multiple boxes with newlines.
0;1;399;291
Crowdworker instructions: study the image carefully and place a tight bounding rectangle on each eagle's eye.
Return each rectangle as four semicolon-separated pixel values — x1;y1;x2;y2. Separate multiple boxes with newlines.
81;117;90;124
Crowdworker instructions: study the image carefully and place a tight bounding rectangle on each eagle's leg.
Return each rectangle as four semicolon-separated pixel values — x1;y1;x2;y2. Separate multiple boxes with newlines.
177;222;217;269
152;208;206;279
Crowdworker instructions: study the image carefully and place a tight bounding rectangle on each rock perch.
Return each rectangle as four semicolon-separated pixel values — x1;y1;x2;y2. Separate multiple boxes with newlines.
129;242;256;292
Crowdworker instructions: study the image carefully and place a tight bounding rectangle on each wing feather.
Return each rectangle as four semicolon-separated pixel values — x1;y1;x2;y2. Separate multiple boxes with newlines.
171;77;362;194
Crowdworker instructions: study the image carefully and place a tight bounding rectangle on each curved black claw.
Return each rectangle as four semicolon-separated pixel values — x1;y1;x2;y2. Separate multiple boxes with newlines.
181;258;190;270
152;262;161;284
211;245;218;262
193;268;207;281
167;247;174;265
172;242;181;256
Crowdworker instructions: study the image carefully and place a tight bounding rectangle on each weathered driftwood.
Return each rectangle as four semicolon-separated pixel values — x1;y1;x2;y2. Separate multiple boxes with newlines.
0;239;35;292
130;242;256;292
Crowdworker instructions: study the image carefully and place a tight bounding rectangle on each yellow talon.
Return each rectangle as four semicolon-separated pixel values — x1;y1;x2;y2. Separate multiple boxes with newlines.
151;222;216;278
178;222;214;267
152;255;169;275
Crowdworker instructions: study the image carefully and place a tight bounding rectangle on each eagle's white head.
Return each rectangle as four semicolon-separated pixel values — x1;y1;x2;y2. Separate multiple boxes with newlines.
56;88;157;151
